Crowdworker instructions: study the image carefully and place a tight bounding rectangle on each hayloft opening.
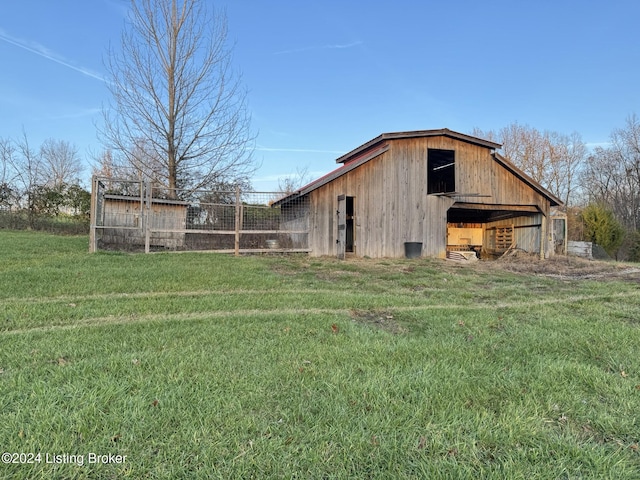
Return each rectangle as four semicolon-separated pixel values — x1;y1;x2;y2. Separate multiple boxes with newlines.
428;149;455;194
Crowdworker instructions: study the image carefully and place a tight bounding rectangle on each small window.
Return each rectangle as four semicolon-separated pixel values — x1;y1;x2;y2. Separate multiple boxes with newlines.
427;149;455;194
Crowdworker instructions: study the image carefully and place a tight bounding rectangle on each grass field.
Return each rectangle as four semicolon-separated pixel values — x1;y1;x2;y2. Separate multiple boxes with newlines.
1;230;639;479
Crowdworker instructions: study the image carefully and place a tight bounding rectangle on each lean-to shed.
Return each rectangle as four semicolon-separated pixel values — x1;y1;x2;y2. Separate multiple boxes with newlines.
276;129;564;259
101;194;188;249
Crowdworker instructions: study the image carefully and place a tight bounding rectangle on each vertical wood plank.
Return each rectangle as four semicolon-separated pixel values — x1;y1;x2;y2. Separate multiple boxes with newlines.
337;194;346;259
144;180;151;254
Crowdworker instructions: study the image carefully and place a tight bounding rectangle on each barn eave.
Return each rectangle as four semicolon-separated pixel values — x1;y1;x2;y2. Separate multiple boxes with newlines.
335;128;502;165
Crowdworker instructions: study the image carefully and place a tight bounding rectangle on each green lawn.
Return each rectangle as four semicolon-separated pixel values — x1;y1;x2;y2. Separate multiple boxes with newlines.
1;230;639;479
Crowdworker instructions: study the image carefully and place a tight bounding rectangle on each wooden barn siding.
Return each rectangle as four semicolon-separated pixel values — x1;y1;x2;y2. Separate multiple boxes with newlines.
102;199;187;248
308;136;552;258
103;200;141;227
486;215;542;253
456;147;548;208
308;138;453;257
391;137;454;258
454;138;552;256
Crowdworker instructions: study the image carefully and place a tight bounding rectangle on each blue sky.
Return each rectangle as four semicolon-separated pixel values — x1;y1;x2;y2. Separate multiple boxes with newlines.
1;1;639;191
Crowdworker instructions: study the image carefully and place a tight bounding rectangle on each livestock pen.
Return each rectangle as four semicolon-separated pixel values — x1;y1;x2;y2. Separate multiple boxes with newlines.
89;177;310;254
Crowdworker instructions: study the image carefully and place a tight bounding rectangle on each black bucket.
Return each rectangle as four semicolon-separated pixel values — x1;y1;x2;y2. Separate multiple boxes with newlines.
404;242;422;259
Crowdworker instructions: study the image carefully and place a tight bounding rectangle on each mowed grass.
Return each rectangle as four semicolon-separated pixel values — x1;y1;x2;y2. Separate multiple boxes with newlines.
1;231;639;479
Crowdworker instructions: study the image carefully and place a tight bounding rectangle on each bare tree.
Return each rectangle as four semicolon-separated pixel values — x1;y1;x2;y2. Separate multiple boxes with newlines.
278;166;310;196
0;137;17;187
100;0;256;197
39;138;83;188
12;132;43;211
473;123;586;207
91;149;117;180
582;114;640;231
545;131;586;207
0;137;19;209
499;123;550;186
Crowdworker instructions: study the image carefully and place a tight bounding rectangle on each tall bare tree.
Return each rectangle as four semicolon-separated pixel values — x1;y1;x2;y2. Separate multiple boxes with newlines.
545;131;586;207
12;132;43;211
39;138;83;188
100;0;255;197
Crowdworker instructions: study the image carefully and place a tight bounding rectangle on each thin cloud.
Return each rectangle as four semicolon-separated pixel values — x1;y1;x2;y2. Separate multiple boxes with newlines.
0;28;106;83
274;40;363;55
253;170;330;184
46;107;103;120
256;145;346;155
252;173;288;183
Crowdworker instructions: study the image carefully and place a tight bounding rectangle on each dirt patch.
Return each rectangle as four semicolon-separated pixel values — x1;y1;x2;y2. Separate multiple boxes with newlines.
350;309;408;335
483;251;640;281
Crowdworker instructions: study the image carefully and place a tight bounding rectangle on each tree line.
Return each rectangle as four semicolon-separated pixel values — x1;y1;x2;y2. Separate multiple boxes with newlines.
474;115;640;260
2;0;638;260
0;133;90;231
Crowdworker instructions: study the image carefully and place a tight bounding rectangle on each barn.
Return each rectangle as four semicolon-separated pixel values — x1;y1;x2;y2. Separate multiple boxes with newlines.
276;129;564;259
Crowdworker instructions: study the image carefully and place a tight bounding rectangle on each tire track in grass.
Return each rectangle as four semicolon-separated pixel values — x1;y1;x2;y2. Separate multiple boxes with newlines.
0;288;367;305
1;308;353;335
2;289;639;336
1;287;638;307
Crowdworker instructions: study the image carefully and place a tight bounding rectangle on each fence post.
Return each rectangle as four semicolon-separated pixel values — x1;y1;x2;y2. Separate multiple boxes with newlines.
234;186;242;256
539;213;547;260
144;180;151;254
89;176;97;253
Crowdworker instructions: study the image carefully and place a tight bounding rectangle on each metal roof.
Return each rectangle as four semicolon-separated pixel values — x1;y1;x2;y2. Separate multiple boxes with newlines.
335;128;501;164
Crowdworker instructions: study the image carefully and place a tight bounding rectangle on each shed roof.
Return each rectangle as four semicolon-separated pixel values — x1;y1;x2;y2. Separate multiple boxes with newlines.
273;129;562;207
104;194;189;206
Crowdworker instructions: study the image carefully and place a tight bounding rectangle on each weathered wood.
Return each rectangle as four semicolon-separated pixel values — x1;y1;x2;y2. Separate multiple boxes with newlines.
567;241;593;259
337;194;346;259
99;193;188;250
145;180;151;253
304;134;556;258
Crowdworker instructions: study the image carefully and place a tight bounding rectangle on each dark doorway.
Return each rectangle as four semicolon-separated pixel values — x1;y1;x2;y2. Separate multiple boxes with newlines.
346;196;355;253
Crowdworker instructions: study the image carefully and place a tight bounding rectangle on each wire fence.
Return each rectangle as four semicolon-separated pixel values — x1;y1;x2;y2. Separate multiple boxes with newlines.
89;177;309;254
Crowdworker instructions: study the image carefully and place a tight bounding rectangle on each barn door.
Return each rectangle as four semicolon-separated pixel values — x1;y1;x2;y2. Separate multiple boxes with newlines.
336;194;346;259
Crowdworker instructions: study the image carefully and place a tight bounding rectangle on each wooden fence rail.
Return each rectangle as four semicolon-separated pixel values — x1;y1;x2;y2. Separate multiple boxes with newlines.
89;177;310;254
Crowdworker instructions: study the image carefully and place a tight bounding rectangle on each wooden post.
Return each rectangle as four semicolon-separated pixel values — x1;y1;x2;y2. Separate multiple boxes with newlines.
89;176;97;253
234;186;242;256
144;180;151;254
539;214;547;260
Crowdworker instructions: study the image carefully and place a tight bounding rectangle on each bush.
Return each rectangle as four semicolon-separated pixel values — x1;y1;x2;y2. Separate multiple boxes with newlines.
580;203;625;257
0;212;89;235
